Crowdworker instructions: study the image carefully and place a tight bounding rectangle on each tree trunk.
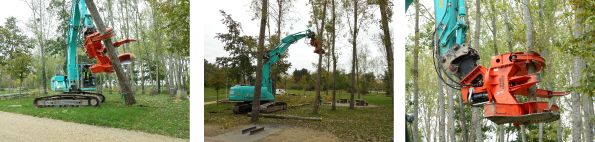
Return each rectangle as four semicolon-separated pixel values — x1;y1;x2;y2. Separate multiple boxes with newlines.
85;0;136;105
459;92;468;142
132;0;146;95
522;0;537;141
412;1;420;141
474;0;482;141
379;0;393;105
448;80;455;142
503;3;512;52
521;125;527;142
109;74;113;94
490;0;498;55
331;0;337;111
356;55;360;99
438;75;445;142
349;0;357;110
251;0;268;123
168;53;175;97
471;107;479;142
313;0;326;114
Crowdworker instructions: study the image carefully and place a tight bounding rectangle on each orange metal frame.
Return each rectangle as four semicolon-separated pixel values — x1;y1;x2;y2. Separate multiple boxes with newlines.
84;28;135;74
460;51;565;125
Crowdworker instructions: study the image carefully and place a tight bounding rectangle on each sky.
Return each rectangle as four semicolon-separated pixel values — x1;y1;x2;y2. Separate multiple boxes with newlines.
203;0;394;76
0;0;34;37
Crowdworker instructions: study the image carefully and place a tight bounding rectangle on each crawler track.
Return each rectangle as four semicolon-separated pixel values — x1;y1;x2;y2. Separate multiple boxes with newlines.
232;101;288;114
33;91;105;108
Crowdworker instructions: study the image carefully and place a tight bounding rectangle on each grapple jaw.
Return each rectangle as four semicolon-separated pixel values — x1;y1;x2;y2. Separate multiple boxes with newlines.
307;32;325;54
84;27;136;74
460;51;566;125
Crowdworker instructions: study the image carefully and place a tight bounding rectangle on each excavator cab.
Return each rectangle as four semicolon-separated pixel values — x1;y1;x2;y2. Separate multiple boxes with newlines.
79;63;97;91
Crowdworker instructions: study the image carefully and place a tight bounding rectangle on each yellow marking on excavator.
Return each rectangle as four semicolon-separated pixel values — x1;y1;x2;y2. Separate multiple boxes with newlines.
440;0;443;7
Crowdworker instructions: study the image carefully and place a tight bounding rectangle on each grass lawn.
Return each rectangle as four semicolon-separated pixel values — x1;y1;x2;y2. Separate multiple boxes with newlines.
204;87;230;102
0;90;190;139
204;89;394;141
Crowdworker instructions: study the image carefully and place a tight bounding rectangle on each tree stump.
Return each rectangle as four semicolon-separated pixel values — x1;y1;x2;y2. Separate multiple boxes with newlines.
149;87;157;96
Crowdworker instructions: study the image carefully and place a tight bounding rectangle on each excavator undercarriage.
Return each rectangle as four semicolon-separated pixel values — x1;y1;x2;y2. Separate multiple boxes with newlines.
34;92;105;108
233;101;288;114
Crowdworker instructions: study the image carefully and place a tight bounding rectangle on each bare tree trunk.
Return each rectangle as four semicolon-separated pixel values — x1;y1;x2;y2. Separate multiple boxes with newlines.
521;125;527;142
177;54;183;91
349;0;357;110
331;0;337;111
471;108;478;142
85;0;136;105
474;0;482;141
438;76;445;142
109;74;112;94
168;53;175;97
313;0;327;114
448;80;455;142
459;93;468;142
490;0;498;55
251;0;268;123
523;0;537;141
356;54;360;99
505;5;515;58
412;0;420;141
379;0;393;105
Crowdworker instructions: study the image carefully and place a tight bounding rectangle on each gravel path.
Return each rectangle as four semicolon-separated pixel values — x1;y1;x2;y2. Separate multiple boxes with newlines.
0;111;188;142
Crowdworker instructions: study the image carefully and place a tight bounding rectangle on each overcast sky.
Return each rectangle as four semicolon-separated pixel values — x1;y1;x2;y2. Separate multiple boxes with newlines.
204;0;394;76
0;0;33;37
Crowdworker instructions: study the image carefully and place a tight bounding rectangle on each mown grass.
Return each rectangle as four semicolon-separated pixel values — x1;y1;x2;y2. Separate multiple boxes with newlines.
204;89;394;141
0;90;190;139
204;88;229;102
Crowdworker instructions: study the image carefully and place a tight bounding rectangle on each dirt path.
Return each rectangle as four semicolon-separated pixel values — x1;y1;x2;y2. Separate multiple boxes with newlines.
0;111;188;142
205;123;343;142
205;101;218;105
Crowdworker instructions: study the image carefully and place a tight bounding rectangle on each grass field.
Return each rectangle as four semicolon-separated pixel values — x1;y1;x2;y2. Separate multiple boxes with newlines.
0;90;190;139
204;87;394;141
203;87;229;102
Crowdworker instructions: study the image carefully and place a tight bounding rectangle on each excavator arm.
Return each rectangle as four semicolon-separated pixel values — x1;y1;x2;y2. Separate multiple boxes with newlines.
229;29;322;114
261;29;323;94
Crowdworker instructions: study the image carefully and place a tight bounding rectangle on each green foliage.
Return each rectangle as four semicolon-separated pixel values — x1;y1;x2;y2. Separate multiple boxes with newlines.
0;17;29;66
45;0;70;57
6;53;34;82
207;67;226;92
145;0;189;56
215;10;258;85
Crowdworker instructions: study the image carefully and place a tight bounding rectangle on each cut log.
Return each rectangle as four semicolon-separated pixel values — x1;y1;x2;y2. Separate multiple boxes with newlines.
247;112;322;121
290;103;310;107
